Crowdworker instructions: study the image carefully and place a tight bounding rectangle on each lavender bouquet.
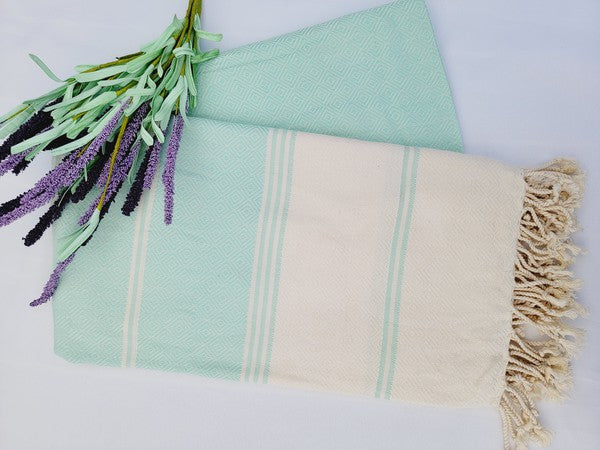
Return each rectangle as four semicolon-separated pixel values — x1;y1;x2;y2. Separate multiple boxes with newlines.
0;0;221;305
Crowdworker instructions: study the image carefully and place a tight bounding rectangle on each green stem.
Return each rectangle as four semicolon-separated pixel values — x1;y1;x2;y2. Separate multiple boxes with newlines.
189;0;202;21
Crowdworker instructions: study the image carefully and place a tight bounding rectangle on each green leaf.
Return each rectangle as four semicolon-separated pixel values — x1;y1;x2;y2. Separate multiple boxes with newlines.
193;16;223;41
98;76;136;87
66;105;105;139
45;85;102;112
125;87;156;97
50;132;96;156
64;91;117;120
185;57;197;97
173;43;195;58
25;140;51;161
140;122;154;146
11;120;71;154
165;58;184;91
179;78;189;126
0;107;34;141
140;15;184;53
0;104;28;124
50;102;122;155
151;119;165;143
190;49;220;64
64;83;75;101
125;49;162;74
74;65;128;83
23;84;69;106
57;209;100;262
155;76;184;127
29;53;64;82
74;64;96;73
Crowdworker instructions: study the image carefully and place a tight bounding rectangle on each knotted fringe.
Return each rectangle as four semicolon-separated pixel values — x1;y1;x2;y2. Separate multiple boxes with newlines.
501;159;585;450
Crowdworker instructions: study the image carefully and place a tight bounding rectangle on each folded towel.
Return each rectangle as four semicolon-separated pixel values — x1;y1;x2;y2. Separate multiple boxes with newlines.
54;117;583;450
53;0;464;366
191;0;463;151
46;2;584;449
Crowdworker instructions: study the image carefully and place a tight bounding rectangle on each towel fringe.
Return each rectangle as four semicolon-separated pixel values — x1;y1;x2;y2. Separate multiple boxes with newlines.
501;159;585;450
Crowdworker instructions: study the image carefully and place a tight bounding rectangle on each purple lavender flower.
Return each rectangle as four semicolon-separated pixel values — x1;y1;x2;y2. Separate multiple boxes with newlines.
0;150;29;176
0;189;56;227
59;101;130;188
30;254;75;307
96;102;149;188
110;142;142;195
162;114;184;225
0;102;130;228
0;0;221;306
20;151;78;204
20;101;129;206
78;141;141;225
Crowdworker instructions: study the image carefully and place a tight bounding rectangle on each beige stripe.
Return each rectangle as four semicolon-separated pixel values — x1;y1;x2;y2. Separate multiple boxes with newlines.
257;131;292;382
120;187;148;367
241;129;276;379
379;148;414;396
247;130;284;380
129;175;159;367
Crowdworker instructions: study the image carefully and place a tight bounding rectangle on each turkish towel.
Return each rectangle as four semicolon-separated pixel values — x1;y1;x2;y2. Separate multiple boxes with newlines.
190;0;463;151
53;117;583;449
48;2;585;449
53;0;464;362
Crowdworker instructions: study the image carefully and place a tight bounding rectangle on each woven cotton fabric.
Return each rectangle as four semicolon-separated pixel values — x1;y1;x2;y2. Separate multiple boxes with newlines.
192;0;463;151
45;2;585;448
52;0;464;366
54;118;520;405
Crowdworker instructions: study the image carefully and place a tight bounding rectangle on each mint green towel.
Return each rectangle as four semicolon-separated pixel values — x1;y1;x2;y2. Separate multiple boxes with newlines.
52;0;463;369
192;0;462;151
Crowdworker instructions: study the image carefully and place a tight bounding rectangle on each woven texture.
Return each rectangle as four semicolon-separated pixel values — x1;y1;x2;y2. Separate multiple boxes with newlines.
54;117;522;406
192;0;463;151
45;4;585;447
53;0;464;367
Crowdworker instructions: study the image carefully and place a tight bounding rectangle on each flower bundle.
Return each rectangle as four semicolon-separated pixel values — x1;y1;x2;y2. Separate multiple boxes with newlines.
0;0;221;306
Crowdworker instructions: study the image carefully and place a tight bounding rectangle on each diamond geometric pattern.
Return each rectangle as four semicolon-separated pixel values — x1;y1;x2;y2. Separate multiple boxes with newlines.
52;0;464;375
193;0;463;151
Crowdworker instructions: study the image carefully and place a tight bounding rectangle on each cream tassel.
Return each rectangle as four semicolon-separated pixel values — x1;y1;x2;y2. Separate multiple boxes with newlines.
501;159;585;450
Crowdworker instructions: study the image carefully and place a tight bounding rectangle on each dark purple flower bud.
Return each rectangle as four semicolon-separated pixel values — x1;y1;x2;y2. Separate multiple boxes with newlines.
12;157;32;175
71;154;110;204
0;105;54;165
0;194;23;216
0;189;56;227
122;147;152;216
23;189;71;247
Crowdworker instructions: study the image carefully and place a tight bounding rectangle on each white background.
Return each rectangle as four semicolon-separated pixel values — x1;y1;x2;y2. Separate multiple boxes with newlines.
0;1;599;449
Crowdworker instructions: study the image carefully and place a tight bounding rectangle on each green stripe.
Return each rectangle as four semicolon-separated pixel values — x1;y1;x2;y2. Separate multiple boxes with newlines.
375;148;411;398
245;129;281;381
263;131;297;383
253;130;289;382
384;148;420;399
